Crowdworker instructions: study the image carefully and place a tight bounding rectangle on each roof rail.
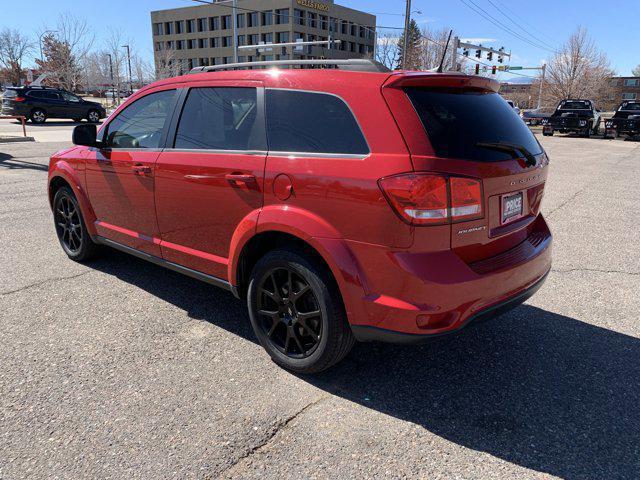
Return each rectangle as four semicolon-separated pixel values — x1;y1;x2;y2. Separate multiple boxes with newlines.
190;59;391;74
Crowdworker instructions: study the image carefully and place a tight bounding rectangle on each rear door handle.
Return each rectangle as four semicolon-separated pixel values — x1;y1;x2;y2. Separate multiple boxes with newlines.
225;173;256;184
132;164;152;176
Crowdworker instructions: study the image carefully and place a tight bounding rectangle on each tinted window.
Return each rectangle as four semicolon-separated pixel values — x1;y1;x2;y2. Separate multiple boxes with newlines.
43;92;61;100
406;88;542;162
620;102;640;111
266;89;368;155
28;91;44;98
105;90;175;149
558;101;590;110
174;87;263;151
61;91;81;102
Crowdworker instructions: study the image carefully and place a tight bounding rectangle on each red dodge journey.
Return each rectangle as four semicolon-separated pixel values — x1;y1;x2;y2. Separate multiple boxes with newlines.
48;59;552;373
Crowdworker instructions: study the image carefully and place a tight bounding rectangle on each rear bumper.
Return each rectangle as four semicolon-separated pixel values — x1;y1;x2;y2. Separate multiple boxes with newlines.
352;270;548;343
345;214;552;341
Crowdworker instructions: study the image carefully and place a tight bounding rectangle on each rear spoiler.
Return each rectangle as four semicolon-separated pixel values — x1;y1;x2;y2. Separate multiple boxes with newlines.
383;72;500;92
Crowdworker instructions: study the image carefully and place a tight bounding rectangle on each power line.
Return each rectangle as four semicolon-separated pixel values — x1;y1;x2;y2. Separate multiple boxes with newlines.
484;0;558;52
488;0;559;47
458;0;558;54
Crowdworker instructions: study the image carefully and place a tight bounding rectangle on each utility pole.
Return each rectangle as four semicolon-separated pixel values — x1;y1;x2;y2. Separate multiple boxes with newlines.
402;0;411;69
537;63;546;109
122;44;133;93
232;0;238;63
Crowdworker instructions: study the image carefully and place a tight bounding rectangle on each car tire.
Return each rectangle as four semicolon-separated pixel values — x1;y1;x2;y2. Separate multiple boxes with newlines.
53;186;100;262
87;109;101;123
593;121;600;136
247;248;355;374
30;109;47;124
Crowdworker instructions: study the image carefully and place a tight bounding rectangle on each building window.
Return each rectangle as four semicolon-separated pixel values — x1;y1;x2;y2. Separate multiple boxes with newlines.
210;17;220;31
275;8;290;25
175;20;184;34
155;42;163;51
224;56;233;64
237;13;245;28
624;79;639;87
359;26;365;38
165;22;174;35
237;35;246;46
277;31;290;43
341;21;348;35
153;23;163;36
223;36;233;47
238;56;247;63
187;19;196;33
222;15;232;30
622;93;637;100
249;34;259;46
166;40;175;50
197;18;208;32
350;24;357;36
248;12;259;27
262;10;274;26
307;12;317;28
176;40;185;50
319;15;328;30
200;57;210;66
198;38;209;49
294;9;304;26
187;39;196;50
261;33;274;44
210;37;220;48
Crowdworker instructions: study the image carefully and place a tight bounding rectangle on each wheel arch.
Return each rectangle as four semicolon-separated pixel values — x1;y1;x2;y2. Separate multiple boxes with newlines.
48;165;97;237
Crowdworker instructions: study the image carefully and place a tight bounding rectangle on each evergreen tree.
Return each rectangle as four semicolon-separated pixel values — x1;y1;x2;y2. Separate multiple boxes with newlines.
396;19;422;70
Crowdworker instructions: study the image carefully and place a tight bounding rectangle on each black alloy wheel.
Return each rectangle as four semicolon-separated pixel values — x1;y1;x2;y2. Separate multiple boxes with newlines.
256;267;323;359
247;249;355;373
53;187;98;261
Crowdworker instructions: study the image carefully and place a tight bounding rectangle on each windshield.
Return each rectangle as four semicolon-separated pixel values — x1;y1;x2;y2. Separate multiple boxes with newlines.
619;102;640;111
558;101;590;110
405;88;542;162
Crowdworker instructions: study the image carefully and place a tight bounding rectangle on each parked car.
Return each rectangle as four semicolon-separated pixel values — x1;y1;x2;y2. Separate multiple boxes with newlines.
522;108;552;125
1;86;106;124
542;99;601;137
604;100;640;139
48;61;552;373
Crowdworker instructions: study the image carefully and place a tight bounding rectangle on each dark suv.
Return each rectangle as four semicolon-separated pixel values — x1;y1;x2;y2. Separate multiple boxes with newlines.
1;86;106;124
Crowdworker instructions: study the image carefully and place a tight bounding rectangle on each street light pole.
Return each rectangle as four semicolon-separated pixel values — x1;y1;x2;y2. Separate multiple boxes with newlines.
106;53;115;106
122;44;133;93
402;0;412;69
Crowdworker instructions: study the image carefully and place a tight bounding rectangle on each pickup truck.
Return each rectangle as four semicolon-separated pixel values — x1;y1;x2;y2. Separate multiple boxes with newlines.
604;100;640;139
542;99;602;137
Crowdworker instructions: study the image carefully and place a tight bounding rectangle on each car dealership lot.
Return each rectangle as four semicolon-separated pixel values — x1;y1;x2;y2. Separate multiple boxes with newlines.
1;135;638;479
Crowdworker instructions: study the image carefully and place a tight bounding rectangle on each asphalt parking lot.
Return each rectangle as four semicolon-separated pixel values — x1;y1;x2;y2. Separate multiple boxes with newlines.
1;132;639;479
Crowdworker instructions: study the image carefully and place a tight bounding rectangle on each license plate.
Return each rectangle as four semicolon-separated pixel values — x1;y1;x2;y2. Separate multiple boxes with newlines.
502;192;524;224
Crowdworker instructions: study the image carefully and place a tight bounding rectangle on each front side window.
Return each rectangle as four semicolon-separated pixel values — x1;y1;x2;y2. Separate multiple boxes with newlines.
104;90;176;149
266;90;369;155
61;92;81;102
174;87;263;151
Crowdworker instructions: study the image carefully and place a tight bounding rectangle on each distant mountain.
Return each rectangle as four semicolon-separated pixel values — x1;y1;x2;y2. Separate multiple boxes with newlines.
502;76;535;84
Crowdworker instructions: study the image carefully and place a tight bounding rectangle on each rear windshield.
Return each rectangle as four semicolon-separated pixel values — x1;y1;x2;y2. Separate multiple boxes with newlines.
2;89;20;98
559;101;590;110
406;88;542;162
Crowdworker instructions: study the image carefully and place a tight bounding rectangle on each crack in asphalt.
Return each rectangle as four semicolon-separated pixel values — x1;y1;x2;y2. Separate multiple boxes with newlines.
0;271;91;296
551;268;639;276
215;396;328;478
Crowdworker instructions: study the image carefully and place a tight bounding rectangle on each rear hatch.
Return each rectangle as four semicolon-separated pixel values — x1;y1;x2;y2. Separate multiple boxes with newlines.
1;88;22;113
382;73;549;265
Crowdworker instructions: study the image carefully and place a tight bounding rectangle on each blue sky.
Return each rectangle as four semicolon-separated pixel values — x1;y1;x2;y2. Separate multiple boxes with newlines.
3;0;638;80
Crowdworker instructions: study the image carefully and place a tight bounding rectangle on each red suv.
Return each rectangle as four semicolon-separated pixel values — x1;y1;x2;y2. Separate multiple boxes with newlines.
48;60;552;373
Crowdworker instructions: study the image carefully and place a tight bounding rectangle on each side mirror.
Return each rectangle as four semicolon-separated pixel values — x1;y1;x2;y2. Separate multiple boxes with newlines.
72;124;99;147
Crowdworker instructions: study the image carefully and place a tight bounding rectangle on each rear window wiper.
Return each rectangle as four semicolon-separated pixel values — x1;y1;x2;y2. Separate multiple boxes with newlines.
475;141;537;166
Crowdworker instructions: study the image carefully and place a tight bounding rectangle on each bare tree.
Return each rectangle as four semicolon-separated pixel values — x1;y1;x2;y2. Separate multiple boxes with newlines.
537;27;614;107
418;27;458;71
375;32;400;70
632;65;640;77
154;47;181;80
0;28;33;85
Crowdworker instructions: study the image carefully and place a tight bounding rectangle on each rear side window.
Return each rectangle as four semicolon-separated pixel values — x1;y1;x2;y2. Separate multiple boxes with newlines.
3;89;19;98
104;89;176;149
266;89;369;155
174;87;264;151
406;88;542;162
43;92;61;100
28;91;44;98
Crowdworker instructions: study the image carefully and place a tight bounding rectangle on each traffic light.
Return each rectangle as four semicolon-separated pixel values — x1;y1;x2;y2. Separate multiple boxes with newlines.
498;46;504;63
487;51;493;61
475;48;482;58
491;65;497;75
475;63;480;75
463;48;469;57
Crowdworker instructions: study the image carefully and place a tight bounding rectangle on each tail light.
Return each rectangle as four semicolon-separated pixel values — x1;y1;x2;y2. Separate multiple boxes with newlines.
14;97;26;102
379;173;483;226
